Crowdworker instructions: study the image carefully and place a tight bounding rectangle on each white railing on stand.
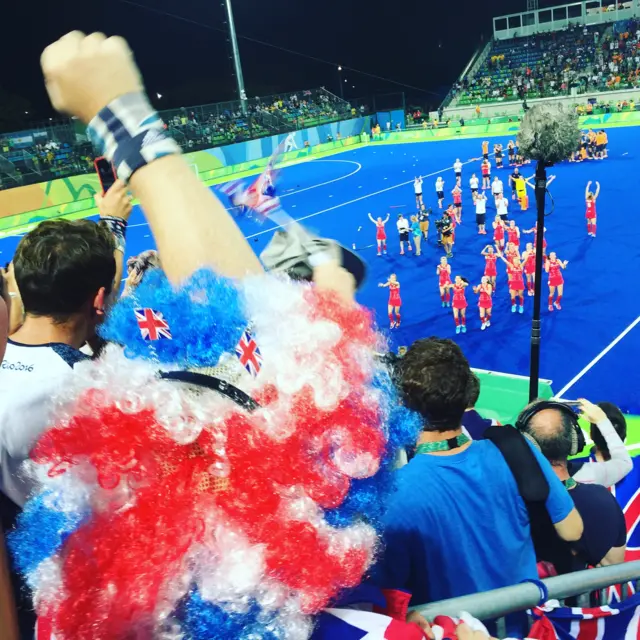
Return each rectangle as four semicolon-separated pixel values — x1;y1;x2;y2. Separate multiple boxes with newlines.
493;0;640;41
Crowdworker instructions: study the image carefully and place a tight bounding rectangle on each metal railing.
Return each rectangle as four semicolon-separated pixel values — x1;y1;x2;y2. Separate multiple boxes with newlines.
415;561;640;636
493;0;640;40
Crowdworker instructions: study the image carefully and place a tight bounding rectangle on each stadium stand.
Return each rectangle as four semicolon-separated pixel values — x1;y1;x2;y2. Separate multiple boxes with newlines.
448;17;640;109
0;87;352;190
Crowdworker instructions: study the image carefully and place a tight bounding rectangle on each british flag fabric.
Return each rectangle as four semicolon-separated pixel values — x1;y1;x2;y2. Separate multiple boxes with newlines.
134;308;172;341
606;456;640;604
312;608;431;639
529;594;640;639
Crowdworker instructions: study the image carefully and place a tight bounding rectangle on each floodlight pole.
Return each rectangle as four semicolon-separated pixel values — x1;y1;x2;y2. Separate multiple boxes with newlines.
223;0;248;115
529;159;547;401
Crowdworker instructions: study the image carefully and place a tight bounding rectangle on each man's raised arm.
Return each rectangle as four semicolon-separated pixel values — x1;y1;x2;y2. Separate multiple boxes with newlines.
40;31;262;283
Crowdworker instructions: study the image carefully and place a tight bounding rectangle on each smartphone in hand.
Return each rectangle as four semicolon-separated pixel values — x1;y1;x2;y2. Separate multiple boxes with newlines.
94;157;117;194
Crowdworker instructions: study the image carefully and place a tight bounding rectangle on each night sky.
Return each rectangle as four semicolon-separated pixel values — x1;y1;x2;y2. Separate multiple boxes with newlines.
1;0;566;128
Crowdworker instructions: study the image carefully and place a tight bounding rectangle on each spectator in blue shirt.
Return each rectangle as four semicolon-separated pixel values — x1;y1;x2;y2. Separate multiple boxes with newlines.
373;338;583;608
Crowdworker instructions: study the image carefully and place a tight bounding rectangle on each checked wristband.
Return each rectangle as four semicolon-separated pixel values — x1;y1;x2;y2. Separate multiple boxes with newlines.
102;215;128;254
87;93;181;184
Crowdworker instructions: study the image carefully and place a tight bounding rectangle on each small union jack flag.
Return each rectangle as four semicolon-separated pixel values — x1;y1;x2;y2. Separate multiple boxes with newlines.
134;308;172;341
235;329;262;377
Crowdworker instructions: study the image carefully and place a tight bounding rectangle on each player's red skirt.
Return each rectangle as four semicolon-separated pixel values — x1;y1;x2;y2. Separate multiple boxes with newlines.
524;256;536;275
389;294;402;307
494;229;504;242
508;277;525;291
478;292;493;309
452;298;468;310
484;264;497;277
548;275;564;287
439;274;452;288
376;228;387;241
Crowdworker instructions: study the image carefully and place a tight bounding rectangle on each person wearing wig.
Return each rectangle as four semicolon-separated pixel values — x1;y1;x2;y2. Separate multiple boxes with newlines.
6;31;440;640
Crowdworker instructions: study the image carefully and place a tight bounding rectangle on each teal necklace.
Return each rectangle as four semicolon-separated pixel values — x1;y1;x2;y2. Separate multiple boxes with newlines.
563;478;577;490
415;434;471;454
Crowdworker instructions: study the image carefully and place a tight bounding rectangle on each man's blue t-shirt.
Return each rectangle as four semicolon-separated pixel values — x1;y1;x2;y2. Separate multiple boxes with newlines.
373;439;574;605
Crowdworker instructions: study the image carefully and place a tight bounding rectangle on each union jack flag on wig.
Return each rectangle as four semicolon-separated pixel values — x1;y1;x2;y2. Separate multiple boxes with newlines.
134;308;172;341
235;328;263;377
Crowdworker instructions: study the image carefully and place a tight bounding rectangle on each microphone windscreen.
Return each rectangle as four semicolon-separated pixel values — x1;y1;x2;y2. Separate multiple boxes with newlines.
517;103;581;165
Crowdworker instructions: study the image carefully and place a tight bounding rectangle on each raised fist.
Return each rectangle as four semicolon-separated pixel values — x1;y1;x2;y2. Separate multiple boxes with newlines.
41;31;144;123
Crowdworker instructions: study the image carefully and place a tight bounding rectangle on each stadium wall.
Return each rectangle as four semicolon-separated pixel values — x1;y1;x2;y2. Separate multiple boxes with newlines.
442;87;640;119
4;108;640;233
375;110;406;131
0;116;371;225
388;110;640;144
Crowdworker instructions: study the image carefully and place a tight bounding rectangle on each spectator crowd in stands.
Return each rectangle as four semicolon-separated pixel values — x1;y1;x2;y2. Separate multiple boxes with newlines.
0;88;353;190
451;19;640;107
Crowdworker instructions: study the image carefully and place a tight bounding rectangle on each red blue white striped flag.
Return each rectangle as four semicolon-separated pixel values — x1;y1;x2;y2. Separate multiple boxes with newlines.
312;609;427;639
530;594;640;639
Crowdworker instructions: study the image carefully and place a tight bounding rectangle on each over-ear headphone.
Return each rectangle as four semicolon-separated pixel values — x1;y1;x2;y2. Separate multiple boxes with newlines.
515;400;585;457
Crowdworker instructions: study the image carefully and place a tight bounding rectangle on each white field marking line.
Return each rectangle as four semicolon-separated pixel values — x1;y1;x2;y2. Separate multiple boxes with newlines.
244;155;483;240
126;159;362;229
555;315;640;398
117;156;471;281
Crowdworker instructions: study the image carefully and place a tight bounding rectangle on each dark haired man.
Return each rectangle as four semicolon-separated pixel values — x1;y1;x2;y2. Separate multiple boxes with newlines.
0;181;131;508
374;338;583;609
520;401;626;569
0;182;131;639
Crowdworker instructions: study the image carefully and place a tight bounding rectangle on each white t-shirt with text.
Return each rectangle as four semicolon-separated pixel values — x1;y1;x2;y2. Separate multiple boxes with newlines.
0;340;88;507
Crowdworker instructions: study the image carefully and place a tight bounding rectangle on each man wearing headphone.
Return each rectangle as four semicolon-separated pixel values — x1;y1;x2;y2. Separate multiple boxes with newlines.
517;400;627;570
